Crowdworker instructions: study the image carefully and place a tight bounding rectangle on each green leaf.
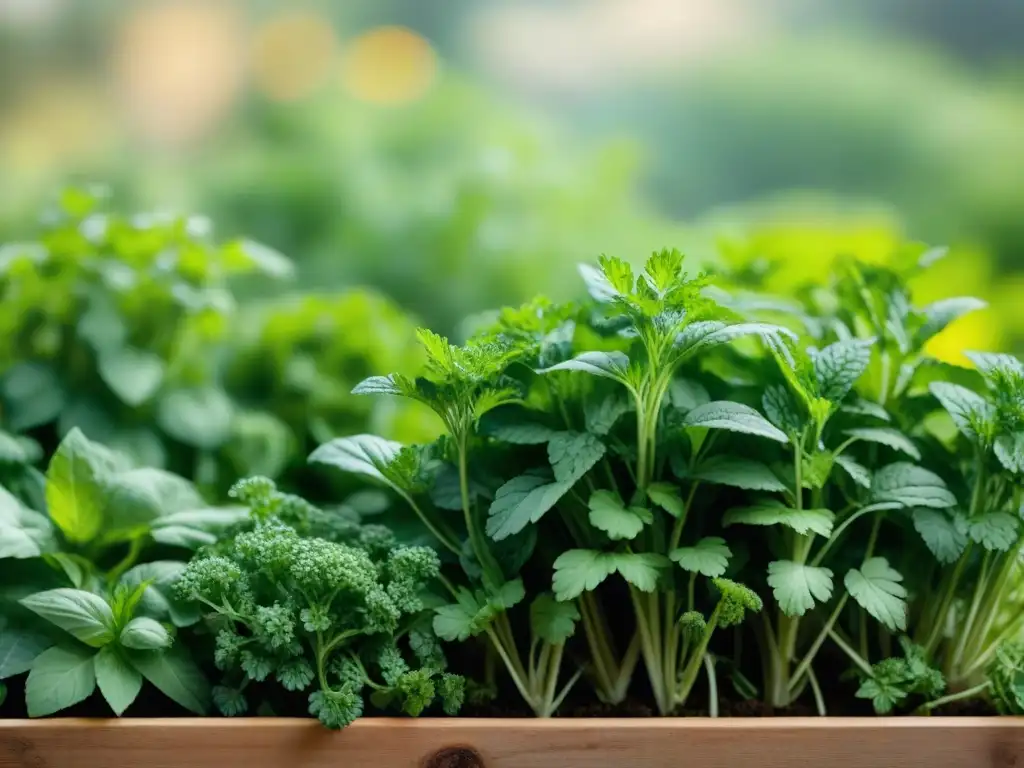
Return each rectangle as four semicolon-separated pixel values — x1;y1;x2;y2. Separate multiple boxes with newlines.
666;378;711;413
812;339;874;401
120;561;199;628
919;297;987;342
548;432;606;484
871;463;957;509
552;550;618;600
98;348;165;407
856;676;907;715
835;454;872;489
0;486;54;558
724;501;835;537
488;421;558;445
612;552;669;592
762;384;804;435
308;434;404;490
351;374;405;396
691;457;787;492
99;468;196;545
433;602;481;643
94;646;142;716
157;388;234;449
0;620;52;678
20;589;115;648
912;509;968;565
149;507;249;551
845;558;907;632
929;382;993;444
578;263;620;302
994;433;1024;475
45;427;111;544
231;238;294;278
126;646;210;714
843;428;921;460
767;561;834;617
681;401;788;443
120;618;172;650
964;351;1024;380
536;351;630;382
487;473;571;541
587;490;651;541
669;537;732;578
584;392;632;436
489;579;526;611
26;645;97;717
1;362;65;432
841;398;891;422
647;482;685;517
968;512;1020;552
530;594;580;645
676;322;794;358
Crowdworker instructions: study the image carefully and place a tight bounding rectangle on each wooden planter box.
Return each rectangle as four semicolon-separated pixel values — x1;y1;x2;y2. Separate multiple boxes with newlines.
2;718;1023;768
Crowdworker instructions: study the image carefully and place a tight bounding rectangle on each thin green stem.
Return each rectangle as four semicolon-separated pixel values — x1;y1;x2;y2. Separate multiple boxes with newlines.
790;594;850;692
807;666;827;717
704;654;719;718
826;627;873;675
917;681;992;714
107;537;145;584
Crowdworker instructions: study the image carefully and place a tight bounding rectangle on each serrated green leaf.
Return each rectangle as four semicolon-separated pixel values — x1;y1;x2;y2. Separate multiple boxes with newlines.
691;457;787;492
871;463;956;509
845;558;907;631
94;645;142;716
552;550;618;600
767;561;834;616
488;421;559;445
612;552;669;592
587;490;651;541
548;432;605;484
762;384;804;435
125;646;209;714
20;589;115;648
912;509;968;564
646;482;685;517
487;473;571;541
841;399;891;422
681;401;788;443
584;392;632;436
351;374;406;396
530;594;580;645
968;512;1020;552
578;263;620;302
669;537;732;577
813;339;874;401
994;433;1024;475
26;645;97;717
929;382;993;444
309;434;404;489
843;428;921;460
98;348;165;407
918;297;987;342
676;322;794;359
724;501;834;537
537;351;630;382
835;454;872;489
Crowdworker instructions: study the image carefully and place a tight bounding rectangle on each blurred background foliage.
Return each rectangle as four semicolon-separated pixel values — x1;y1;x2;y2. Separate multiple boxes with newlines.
1;0;1023;488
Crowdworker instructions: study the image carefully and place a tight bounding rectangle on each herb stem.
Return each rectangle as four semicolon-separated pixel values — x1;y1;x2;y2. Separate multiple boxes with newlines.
917;681;991;714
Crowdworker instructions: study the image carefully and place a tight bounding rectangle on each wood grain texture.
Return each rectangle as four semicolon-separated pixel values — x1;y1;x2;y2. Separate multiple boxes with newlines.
2;718;1024;768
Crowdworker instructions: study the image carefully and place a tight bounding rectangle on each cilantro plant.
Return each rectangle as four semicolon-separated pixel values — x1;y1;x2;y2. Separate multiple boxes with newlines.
175;477;463;729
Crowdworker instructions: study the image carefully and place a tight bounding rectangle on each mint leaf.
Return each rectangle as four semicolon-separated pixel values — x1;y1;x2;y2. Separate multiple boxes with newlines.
843;428;921;460
578;263;620;302
351;374;406;396
1;362;65;432
767;561;834;616
94;645;143;716
587;490;651;541
126;646;210;715
835;454;872;489
98;348;165;407
994;433;1024;475
488;421;558;445
530;594;580;645
871;463;957;509
812;339;874;401
929;382;993;444
45;428;111;544
919;297;987;342
841;398;891;422
763;384;804;435
912;509;968;564
964;351;1024;380
120;618;172;651
691;457;787;492
584;392;632;436
666;378;711;413
308;434;403;489
681;401;788;443
845;558;907;632
724;500;835;537
20;588;115;648
0;620;52;678
0;486;53;558
669;537;732;578
487;473;571;541
676;322;794;358
548;432;605;484
647;482;684;518
537;351;630;382
26;645;97;717
968;512;1020;552
120;561;199;628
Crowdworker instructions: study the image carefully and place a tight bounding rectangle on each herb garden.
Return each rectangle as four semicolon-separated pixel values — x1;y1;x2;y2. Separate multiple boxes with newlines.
2;190;1023;767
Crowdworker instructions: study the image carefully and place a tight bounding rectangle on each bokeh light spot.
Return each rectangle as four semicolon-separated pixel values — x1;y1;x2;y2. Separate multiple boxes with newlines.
250;11;338;102
340;26;438;105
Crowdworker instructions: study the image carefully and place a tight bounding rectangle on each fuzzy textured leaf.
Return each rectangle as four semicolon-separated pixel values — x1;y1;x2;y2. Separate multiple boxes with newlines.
724;501;834;537
547;432;606;484
845;558;907;631
537;351;630;381
767;561;834;617
691;457;787;492
844;428;921;460
681;401;788;444
813;339;874;401
487;473;571;541
912;509;968;564
871;463;957;509
587;490;652;541
530;594;580;645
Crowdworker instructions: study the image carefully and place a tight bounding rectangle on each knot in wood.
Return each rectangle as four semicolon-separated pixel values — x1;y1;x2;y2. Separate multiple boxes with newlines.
423;745;484;768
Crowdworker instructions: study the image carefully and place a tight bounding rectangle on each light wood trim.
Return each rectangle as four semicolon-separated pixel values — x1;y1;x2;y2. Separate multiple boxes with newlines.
2;717;1023;768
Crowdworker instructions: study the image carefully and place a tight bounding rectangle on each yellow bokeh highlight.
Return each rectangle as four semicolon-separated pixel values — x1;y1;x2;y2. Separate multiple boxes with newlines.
250;12;338;102
341;26;438;105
